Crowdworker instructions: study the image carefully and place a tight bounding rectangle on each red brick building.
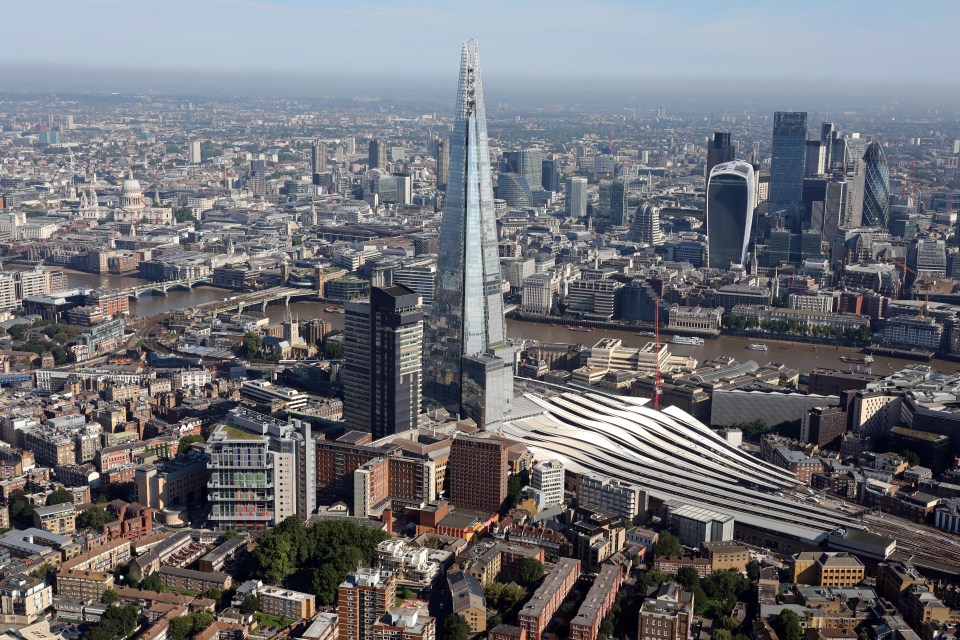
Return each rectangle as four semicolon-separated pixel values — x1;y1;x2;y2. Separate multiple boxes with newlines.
448;434;508;514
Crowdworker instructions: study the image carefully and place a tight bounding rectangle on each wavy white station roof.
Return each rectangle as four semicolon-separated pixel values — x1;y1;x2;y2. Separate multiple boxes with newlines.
502;391;860;543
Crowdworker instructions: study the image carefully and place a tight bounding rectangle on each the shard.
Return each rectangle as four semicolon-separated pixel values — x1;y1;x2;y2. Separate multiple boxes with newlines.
423;41;512;428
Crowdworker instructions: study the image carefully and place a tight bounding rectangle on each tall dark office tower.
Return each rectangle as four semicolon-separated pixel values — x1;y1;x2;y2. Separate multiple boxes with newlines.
862;141;890;228
805;140;825;176
435;139;450;189
802;176;846;245
541;159;561;192
249;159;267;196
598;178;627;226
343;285;423;440
368;139;386;169
311;139;327;175
706;132;736;182
424;42;512;428
820;122;836;169
706;160;756;268
769;111;808;209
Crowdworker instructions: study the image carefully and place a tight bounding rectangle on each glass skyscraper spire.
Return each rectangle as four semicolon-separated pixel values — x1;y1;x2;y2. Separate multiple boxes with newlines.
862;141;890;228
424;41;512;428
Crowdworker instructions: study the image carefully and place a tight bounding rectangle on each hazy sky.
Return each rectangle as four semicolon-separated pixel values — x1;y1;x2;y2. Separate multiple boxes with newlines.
1;0;957;91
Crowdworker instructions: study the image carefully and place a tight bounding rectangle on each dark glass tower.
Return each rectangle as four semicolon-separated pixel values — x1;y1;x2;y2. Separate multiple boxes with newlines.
424;41;512;428
862;141;890;228
706;132;735;181
368;139;386;169
541;159;561;192
707;160;756;268
343;285;423;440
599;178;627;226
769;111;808;209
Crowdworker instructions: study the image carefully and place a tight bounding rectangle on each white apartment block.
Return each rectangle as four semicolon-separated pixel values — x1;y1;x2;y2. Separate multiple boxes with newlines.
531;459;565;507
577;472;646;520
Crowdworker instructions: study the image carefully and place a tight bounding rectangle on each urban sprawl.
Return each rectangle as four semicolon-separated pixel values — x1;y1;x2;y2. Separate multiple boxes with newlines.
0;41;959;640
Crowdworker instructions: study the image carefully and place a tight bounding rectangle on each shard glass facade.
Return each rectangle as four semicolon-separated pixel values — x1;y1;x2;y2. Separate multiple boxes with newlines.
424;42;511;427
862;141;890;228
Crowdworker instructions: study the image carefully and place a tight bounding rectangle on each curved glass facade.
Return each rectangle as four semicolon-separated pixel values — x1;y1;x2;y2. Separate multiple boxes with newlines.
632;202;663;245
424;42;510;426
494;172;533;208
706;161;755;269
862;141;890;228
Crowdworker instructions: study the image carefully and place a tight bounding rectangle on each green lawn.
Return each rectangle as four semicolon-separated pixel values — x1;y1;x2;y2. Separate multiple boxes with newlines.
255;612;292;630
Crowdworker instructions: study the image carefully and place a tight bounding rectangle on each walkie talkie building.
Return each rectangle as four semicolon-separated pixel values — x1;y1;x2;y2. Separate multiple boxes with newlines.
707;161;755;269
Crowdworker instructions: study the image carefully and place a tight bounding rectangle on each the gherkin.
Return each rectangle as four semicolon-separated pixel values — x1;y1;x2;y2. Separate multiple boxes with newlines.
862;141;890;228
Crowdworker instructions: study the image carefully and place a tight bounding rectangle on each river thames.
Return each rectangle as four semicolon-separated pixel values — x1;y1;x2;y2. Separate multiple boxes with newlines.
20;267;960;376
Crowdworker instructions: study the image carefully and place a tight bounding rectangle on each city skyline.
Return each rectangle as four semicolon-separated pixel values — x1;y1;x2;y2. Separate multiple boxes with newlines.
1;3;960;639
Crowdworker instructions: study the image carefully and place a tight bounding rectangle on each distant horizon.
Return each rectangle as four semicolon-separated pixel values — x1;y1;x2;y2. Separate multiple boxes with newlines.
1;0;958;109
4;63;960;112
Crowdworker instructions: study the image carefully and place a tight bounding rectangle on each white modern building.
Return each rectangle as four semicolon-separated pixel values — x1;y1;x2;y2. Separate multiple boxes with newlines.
577;472;647;520
664;502;734;547
531;459;565;507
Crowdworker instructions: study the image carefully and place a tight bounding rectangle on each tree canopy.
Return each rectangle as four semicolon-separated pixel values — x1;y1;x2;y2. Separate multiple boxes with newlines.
178;434;205;454
78;506;116;530
8;491;35;528
241;595;259;614
441;614;471;640
729;419;771;438
100;588;119;604
654;531;682;557
45;488;74;506
241;332;264;358
249;517;388;605
746;560;762;582
676;565;700;590
82;603;139;640
776;610;803;640
900;449;920;467
141;573;163;592
168;612;214;640
518;557;545;585
484;581;527;611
